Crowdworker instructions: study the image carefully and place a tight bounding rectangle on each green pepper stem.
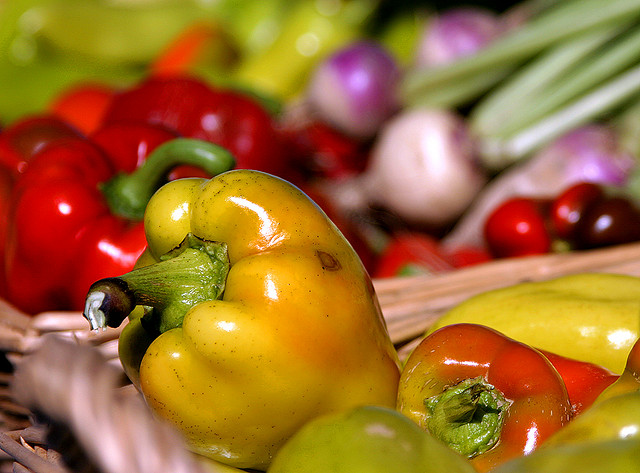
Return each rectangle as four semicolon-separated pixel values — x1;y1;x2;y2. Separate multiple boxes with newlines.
101;138;235;220
83;233;230;332
425;377;508;458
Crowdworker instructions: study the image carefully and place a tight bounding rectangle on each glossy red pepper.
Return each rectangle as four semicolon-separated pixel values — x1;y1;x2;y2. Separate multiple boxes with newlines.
0;164;13;298
0;115;82;176
90;122;178;172
540;349;617;416
101;75;287;177
397;323;572;473
4;137;235;314
49;82;117;135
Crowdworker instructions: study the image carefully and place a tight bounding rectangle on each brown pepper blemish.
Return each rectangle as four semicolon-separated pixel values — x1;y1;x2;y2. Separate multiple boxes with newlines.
316;250;341;271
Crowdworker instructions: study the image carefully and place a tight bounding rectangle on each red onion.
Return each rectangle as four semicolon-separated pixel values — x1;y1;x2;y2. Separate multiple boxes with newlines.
306;41;401;139
416;7;505;67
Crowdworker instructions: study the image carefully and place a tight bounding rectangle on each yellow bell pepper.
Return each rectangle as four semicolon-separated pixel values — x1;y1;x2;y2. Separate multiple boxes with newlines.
84;169;400;470
427;273;640;374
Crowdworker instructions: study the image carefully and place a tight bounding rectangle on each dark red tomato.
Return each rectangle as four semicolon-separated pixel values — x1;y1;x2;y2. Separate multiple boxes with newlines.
102;76;286;177
575;197;640;249
0;115;82;175
550;182;604;241
484;197;552;258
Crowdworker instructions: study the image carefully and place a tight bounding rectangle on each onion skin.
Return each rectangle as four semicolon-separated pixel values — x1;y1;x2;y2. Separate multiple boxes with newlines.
307;41;401;139
356;108;487;227
415;7;505;67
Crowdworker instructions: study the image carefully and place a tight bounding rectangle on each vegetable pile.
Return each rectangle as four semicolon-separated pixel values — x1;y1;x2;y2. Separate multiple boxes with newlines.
3;0;640;472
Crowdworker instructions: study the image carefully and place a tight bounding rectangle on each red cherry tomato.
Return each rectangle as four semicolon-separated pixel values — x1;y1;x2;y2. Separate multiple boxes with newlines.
550;182;604;241
374;232;453;278
484;197;552;258
575;197;640;249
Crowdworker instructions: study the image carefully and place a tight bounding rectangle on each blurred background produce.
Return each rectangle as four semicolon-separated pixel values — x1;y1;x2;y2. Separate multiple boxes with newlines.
3;0;640;315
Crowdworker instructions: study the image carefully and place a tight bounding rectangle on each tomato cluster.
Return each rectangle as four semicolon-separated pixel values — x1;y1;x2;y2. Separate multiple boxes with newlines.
484;182;640;259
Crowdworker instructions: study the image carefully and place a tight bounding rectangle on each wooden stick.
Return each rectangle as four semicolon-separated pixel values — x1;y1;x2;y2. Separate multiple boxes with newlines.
0;433;69;473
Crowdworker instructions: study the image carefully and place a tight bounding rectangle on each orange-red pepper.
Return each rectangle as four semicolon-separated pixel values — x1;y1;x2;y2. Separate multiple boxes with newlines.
397;323;572;472
540;349;617;415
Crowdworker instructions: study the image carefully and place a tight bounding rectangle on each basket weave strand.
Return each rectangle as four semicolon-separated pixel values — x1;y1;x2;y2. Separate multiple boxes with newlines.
376;241;640;345
7;335;211;473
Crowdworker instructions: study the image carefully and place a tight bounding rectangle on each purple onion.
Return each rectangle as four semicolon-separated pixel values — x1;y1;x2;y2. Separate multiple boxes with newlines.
307;41;401;139
416;7;505;67
538;125;636;186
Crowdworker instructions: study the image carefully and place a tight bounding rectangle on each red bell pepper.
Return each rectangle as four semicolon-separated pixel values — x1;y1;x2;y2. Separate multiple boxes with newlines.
0;164;13;298
397;323;572;473
4;136;235;314
101;75;287;178
540;349;617;416
49;82;117;135
90;122;179;173
0;115;82;176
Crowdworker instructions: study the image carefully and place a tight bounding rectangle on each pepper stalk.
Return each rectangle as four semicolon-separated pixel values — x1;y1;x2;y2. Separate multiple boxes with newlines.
102;138;235;220
84;233;230;333
425;376;509;458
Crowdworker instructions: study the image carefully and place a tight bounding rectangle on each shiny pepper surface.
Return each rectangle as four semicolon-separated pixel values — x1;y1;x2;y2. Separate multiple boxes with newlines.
397;323;572;473
84;169;401;470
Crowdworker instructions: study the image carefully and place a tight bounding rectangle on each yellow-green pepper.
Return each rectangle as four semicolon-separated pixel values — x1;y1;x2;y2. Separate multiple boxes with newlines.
231;0;377;100
84;169;400;470
267;405;476;473
427;273;640;374
594;335;640;403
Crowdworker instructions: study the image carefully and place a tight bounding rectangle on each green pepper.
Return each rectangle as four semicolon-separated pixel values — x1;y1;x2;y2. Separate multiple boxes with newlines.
267;405;476;473
594;335;640;403
83;170;400;470
232;0;378;100
542;391;640;447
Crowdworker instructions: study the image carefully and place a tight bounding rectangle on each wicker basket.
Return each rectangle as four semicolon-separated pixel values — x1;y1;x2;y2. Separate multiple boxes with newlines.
2;241;640;472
